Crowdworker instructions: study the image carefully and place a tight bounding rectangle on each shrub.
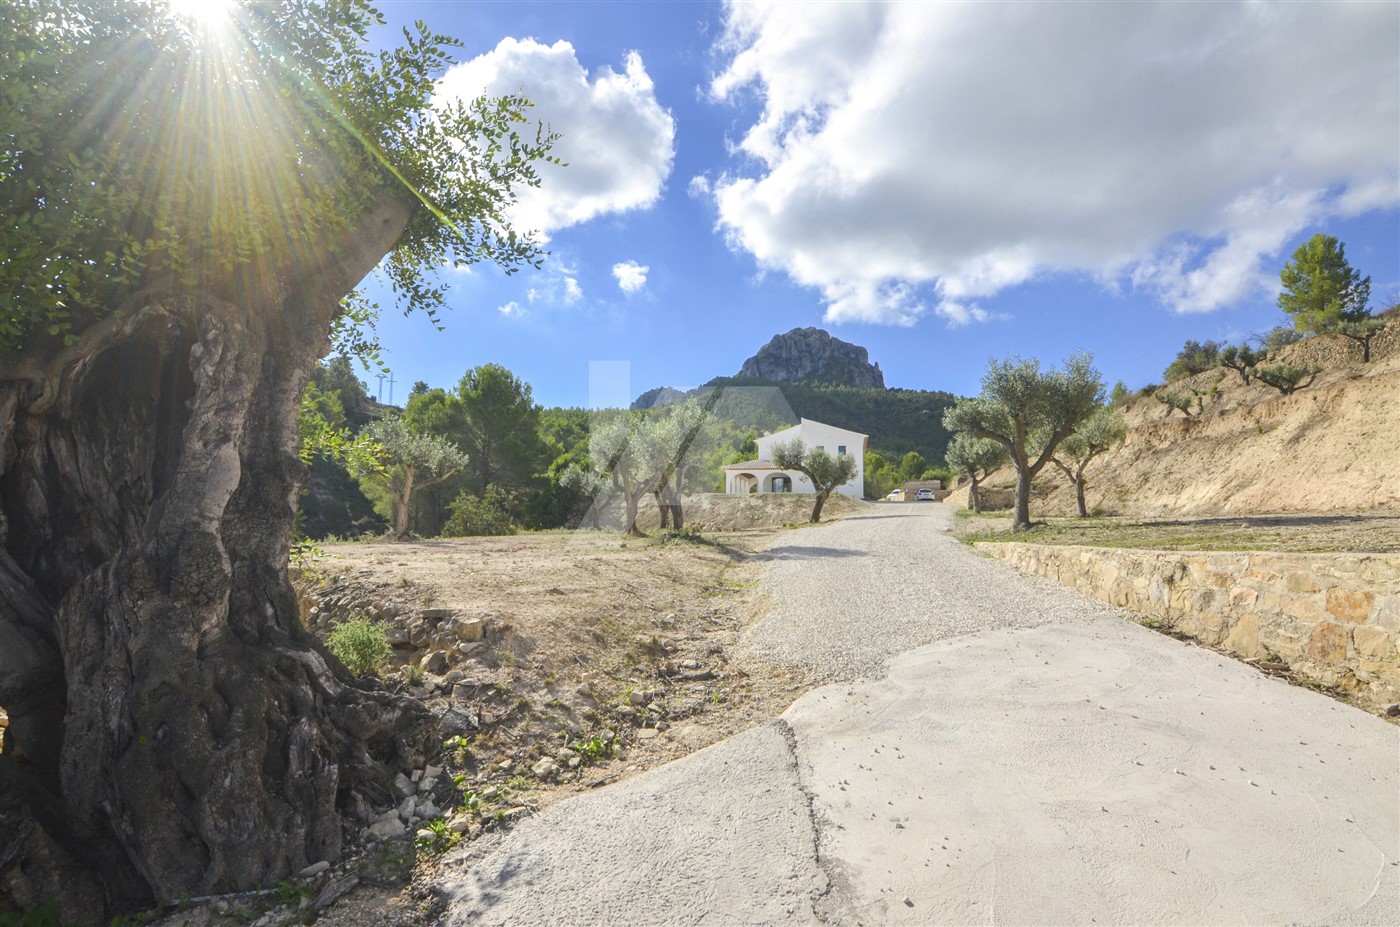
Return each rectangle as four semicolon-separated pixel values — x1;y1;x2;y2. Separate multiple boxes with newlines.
919;466;955;487
326;615;391;676
1155;388;1198;417
1219;344;1262;384
1259;325;1304;354
1249;363;1318;395
1163;339;1224;382
442;485;516;537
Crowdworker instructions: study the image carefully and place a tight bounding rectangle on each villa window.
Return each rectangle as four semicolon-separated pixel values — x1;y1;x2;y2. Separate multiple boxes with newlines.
837;445;846;455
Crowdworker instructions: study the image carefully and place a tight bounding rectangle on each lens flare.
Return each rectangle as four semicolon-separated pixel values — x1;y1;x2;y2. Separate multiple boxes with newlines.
167;0;236;31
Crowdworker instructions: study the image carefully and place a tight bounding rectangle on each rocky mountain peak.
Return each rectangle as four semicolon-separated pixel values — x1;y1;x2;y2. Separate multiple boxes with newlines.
737;327;885;389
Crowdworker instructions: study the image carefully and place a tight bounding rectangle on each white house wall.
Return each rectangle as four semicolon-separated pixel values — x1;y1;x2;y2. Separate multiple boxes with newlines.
752;419;865;498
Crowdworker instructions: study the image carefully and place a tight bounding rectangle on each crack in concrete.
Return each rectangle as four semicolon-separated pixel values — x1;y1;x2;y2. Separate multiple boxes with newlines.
775;715;844;926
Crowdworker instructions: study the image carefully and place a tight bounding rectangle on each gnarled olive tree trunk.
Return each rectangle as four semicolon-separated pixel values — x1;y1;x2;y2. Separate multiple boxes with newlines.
0;195;435;923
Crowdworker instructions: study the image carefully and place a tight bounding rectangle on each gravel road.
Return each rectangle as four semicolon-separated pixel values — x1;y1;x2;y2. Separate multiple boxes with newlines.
432;500;1399;926
742;502;1115;680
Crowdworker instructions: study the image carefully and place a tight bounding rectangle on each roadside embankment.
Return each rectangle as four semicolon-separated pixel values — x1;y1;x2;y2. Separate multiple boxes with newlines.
980;542;1400;706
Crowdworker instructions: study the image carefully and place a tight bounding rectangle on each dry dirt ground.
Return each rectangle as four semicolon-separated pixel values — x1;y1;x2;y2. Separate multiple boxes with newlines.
955;318;1400;520
146;496;866;927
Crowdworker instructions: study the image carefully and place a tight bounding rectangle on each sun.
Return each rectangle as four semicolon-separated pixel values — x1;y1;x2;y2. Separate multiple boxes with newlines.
167;0;237;32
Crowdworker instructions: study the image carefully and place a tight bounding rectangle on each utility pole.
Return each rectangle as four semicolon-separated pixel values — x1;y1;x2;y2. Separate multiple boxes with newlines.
375;373;387;403
386;372;397;406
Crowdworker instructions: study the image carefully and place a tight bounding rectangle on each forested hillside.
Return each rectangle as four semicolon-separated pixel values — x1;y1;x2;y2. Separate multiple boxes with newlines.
699;377;956;462
297;330;963;539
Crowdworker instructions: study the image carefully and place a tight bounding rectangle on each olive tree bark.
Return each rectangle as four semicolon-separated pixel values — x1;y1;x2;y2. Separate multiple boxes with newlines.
967;475;983;514
0;193;436;923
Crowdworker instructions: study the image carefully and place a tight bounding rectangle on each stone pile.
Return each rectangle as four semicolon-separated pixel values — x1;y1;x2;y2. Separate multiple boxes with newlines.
302;573;495;671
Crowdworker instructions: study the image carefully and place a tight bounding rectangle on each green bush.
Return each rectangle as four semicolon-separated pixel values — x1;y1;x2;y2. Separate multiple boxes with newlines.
1260;325;1304;354
1163;339;1224;382
326;615;391;677
442;485;516;537
919;466;955;487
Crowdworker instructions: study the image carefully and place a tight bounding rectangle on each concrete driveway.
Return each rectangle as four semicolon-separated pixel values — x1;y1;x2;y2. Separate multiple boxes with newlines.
438;505;1399;925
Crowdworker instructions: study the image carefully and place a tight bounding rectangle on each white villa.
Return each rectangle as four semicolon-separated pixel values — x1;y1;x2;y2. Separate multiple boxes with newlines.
721;419;867;498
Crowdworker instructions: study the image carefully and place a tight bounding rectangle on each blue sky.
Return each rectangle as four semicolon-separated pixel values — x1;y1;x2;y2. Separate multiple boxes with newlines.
355;0;1399;409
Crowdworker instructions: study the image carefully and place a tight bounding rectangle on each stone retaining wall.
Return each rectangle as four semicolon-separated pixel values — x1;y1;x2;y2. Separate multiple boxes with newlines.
979;543;1400;704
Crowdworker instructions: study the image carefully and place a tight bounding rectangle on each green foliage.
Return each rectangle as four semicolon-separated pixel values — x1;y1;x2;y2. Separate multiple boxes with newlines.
944;433;1007;513
580;399;724;534
298;359;387;538
862;451;900;499
1050;407;1128;515
1278;233;1372;335
1260;325;1305;354
942;352;1103;529
1108;381;1130;407
273;880;311;908
414;818;461;856
457;364;550;494
919;466;955;486
1335;316;1387;362
443;734;472;765
690;378;956;463
360;365;559;535
898;451;928;481
326;616;391;677
573;734;620;763
769;439;858;522
353;416;469;538
1155;388;1198;417
311;357;378;431
1163;339;1224;383
1;0;556;357
1249;363;1318;395
945;433;1008;481
1219;344;1262;385
0;901;59;927
402;663;426;687
442;485;516;536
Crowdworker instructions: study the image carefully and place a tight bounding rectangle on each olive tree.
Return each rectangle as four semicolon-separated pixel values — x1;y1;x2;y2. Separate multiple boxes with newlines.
1219;344;1262;385
581;401;718;535
354;418;469;539
586;411;654;536
943;354;1103;531
559;462;608;530
0;1;554;918
769;439;859;523
1250;362;1319;396
1047;408;1128;517
944;434;1008;514
1155;387;1199;417
645;399;720;530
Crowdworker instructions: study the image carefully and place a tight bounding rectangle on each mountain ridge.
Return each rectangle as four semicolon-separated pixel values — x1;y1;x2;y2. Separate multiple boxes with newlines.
736;327;885;389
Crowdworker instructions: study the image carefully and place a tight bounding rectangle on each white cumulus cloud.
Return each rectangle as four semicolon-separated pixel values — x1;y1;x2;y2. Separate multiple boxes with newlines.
497;301;525;318
612;260;650;295
707;1;1400;325
526;259;584;307
438;39;676;238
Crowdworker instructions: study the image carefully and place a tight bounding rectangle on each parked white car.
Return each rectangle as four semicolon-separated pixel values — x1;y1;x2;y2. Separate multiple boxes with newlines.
915;488;937;501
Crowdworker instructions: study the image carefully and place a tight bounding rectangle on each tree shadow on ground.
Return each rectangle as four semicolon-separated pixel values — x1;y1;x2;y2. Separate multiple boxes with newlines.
747;546;871;562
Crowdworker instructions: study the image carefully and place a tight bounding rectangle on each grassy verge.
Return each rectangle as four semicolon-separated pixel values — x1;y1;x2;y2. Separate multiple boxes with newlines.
953;511;1400;554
